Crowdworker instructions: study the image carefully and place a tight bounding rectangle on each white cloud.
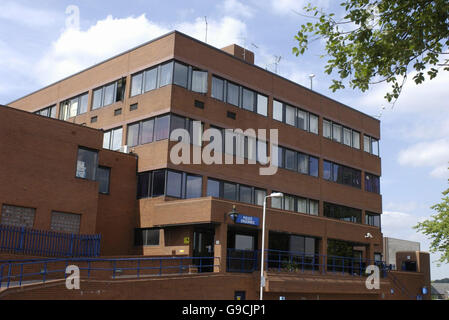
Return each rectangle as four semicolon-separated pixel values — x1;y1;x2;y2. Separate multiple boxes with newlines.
35;14;170;85
34;14;247;85
221;0;255;18
398;139;449;179
270;0;329;15
0;2;62;27
176;16;247;49
382;211;426;234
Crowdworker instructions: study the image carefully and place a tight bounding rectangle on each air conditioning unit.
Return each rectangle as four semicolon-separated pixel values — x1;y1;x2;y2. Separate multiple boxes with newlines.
120;145;129;153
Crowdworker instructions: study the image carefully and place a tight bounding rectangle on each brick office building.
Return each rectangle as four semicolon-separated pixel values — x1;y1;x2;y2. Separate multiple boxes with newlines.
1;31;430;300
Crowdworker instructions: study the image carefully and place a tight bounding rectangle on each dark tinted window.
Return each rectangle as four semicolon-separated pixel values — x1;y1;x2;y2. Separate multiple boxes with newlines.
166;170;182;198
127;123;140;147
154;115;170;141
152;170;166;197
173;62;188;88
227;82;239;106
223;182;237;200
144;68;158;92
212;77;224;101
140;119;154;144
242;88;255;111
285;149;297;171
137;172;150;199
131;73;143;97
135;228;160;246
97;166;110;194
324;202;362;223
309;156;319;177
76;147;98;180
159;62;173;87
186;174;202;199
207;179;220;198
365;173;380;193
239;185;252;204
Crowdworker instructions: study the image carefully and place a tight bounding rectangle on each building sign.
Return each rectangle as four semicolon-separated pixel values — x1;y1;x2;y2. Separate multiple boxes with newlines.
235;214;260;227
184;237;190;245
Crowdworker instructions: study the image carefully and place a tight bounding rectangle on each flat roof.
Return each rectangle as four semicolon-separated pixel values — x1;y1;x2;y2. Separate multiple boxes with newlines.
7;30;379;122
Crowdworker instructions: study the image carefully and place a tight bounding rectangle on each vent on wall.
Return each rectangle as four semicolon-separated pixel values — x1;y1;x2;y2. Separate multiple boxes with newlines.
194;100;204;109
227;111;236;120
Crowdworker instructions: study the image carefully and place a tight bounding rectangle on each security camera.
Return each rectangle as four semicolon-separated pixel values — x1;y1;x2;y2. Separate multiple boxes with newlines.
365;233;373;239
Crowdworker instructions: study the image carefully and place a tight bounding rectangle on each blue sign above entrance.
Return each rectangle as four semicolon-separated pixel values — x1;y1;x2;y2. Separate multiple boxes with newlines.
235;214;260;227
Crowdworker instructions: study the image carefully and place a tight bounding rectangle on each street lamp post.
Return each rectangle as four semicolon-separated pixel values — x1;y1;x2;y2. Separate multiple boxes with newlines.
260;192;283;300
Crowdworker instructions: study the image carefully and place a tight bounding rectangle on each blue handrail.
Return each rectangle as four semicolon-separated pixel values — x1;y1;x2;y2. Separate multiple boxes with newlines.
0;256;220;289
0;224;101;257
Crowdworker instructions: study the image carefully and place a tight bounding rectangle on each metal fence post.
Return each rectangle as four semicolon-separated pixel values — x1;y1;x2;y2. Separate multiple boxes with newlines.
18;227;25;252
7;263;11;288
0;264;3;288
19;264;23;286
69;233;74;256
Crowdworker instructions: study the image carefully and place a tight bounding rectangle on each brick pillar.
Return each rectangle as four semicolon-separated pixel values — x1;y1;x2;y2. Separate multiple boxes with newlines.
320;236;327;273
214;222;227;273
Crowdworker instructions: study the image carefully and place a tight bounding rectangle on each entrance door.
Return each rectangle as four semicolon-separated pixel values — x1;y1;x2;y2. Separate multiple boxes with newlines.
193;229;215;272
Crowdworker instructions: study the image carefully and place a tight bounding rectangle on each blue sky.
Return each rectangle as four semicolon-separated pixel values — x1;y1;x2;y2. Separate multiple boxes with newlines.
1;0;448;280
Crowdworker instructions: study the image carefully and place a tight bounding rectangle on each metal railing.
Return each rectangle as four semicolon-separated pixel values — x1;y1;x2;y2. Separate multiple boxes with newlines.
0;224;101;257
227;249;259;272
227;249;393;277
0;256;220;289
266;249;323;274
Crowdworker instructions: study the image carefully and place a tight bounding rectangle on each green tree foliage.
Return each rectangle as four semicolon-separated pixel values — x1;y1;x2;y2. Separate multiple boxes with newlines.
293;0;449;102
415;175;449;264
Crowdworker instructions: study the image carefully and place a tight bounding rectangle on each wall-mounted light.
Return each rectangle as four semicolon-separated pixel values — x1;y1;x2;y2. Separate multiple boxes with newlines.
228;205;239;222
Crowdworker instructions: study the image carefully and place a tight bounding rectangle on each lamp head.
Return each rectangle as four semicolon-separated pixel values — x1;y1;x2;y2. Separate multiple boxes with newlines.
228;205;239;222
269;192;284;198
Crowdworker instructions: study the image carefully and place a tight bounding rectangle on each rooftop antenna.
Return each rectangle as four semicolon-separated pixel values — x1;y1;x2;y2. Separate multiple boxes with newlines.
238;36;248;61
309;74;315;90
204;16;208;43
274;56;282;74
377;105;386;119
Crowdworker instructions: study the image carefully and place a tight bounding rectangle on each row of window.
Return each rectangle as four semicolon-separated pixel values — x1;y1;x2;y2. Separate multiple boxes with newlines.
131;60;208;98
137;169;203;200
273;99;319;135
60;92;89;120
271;192;319;216
323;119;361;149
366;211;381;227
75;147;110;194
134;228;160;246
127;113;203;148
323;160;362;189
34;105;57;118
323;202;362;224
276;145;319;177
93;78;126;110
136;169;380;227
103;127;123;151
364;134;380;156
206;178;267;206
365;173;380;194
269;231;318;255
1;204;81;234
211;76;268;116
